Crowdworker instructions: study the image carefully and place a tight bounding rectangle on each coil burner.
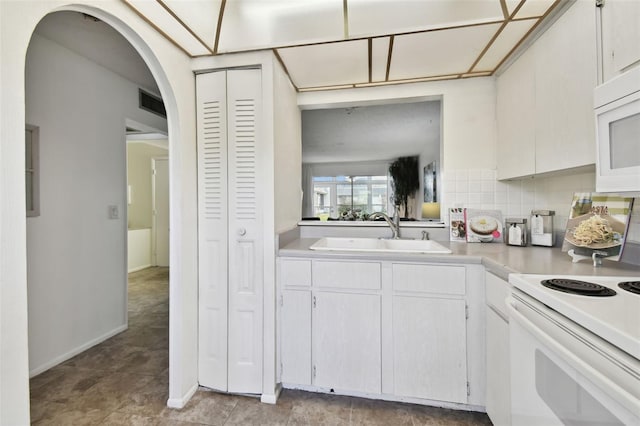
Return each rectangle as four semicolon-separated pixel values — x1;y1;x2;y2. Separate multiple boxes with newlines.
618;281;640;295
541;278;617;297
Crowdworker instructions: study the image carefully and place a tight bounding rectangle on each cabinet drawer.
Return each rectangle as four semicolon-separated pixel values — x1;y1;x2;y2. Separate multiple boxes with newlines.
312;260;381;290
392;264;465;295
280;258;312;287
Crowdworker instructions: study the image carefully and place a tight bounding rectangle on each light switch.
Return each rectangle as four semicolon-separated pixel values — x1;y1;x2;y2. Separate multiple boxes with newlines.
108;205;119;219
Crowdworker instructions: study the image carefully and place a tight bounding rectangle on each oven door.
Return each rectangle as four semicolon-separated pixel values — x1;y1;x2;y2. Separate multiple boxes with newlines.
507;290;640;426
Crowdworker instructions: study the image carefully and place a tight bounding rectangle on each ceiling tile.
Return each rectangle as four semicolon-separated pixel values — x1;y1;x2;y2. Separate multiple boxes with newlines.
125;0;211;55
371;37;390;82
162;0;222;49
389;23;501;80
278;40;369;88
217;0;344;53
473;19;536;71
515;0;557;19
348;0;504;37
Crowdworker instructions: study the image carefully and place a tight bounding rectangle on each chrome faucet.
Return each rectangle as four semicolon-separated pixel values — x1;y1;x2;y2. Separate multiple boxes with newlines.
370;206;400;239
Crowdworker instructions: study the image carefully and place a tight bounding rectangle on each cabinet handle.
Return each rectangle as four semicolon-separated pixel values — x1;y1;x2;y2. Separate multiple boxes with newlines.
313;296;316;308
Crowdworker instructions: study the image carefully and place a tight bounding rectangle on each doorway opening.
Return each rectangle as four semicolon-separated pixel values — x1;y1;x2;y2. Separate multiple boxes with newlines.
25;10;173;421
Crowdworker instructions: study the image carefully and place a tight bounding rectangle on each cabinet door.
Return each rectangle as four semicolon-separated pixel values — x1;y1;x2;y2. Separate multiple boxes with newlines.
281;290;312;385
534;1;596;174
392;296;467;403
496;47;536;180
313;292;381;394
197;70;229;391
601;0;640;81
227;69;263;394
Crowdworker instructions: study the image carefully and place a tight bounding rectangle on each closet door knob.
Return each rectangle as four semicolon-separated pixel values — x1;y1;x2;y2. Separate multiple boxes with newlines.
237;228;247;236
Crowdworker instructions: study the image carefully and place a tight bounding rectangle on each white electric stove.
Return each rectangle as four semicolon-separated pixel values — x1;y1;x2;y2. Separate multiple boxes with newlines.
507;273;640;426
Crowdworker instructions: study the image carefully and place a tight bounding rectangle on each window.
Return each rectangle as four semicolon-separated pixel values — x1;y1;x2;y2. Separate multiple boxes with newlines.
312;175;389;218
26;124;40;217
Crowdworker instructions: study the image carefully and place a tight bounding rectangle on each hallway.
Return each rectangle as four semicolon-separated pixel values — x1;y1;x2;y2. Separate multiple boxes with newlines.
29;267;491;425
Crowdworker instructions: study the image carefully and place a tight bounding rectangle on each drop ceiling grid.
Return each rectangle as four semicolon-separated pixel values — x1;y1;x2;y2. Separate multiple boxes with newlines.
216;0;344;53
371;37;390;82
124;0;211;56
515;0;558;19
277;40;369;89
161;0;222;50
119;0;562;90
346;0;505;37
473;19;537;72
389;24;502;80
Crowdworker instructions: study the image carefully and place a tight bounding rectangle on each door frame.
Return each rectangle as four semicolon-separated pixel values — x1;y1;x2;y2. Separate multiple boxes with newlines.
151;156;169;267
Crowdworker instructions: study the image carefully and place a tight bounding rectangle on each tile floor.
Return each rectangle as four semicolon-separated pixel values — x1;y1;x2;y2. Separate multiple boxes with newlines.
29;267;492;425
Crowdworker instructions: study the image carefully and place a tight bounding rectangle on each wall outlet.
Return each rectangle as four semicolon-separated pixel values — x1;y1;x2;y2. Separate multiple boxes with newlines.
108;205;119;220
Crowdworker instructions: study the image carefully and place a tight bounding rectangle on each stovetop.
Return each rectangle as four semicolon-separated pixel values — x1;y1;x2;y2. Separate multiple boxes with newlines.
509;274;640;360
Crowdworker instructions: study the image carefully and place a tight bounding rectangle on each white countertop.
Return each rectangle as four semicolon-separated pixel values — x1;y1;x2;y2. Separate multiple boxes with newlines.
279;238;640;280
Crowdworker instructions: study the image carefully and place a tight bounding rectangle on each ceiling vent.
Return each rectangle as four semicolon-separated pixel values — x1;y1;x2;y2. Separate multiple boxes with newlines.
139;89;166;118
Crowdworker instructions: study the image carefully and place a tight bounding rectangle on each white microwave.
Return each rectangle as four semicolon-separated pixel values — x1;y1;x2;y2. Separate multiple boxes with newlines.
594;66;640;193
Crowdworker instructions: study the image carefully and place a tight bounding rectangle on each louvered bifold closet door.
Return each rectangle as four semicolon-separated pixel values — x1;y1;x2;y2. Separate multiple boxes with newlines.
197;71;229;391
226;69;263;394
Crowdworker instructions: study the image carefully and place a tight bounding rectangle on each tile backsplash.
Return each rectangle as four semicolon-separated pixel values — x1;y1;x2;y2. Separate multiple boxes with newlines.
441;169;640;244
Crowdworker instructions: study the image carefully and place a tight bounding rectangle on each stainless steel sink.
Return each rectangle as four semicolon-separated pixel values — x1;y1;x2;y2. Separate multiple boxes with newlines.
309;237;452;254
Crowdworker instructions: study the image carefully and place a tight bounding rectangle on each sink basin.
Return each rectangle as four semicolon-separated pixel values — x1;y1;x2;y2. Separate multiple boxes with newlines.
309;237;452;254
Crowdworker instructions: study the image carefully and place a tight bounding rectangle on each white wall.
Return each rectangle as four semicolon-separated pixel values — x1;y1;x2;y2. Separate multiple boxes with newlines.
298;78;496;173
273;60;303;233
128;228;152;272
1;2;198;423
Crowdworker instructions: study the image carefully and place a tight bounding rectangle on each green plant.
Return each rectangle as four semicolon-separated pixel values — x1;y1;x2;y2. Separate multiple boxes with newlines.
388;156;420;219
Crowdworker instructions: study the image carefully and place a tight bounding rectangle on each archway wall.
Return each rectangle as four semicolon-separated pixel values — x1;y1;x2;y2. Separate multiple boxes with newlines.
0;2;198;424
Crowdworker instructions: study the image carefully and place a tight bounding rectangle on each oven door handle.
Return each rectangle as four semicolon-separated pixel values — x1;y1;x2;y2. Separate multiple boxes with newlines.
507;295;640;419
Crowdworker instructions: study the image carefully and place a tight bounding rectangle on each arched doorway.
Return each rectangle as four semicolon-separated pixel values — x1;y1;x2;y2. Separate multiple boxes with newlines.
18;5;182;423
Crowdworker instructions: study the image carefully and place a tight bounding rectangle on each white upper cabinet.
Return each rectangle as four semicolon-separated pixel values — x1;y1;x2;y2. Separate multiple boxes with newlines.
497;47;536;180
599;0;640;82
497;2;597;180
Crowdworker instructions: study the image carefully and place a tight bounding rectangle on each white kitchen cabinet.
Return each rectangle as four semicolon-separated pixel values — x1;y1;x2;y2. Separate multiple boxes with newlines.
313;291;382;394
391;263;468;403
600;0;640;82
197;68;264;394
277;256;484;408
279;259;312;385
485;272;511;426
281;289;312;385
497;2;596;180
393;296;467;403
496;47;536;180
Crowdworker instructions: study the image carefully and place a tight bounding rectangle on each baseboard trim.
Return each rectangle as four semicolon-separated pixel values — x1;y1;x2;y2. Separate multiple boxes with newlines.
167;383;198;409
281;383;486;413
128;264;152;273
29;324;128;378
260;384;282;404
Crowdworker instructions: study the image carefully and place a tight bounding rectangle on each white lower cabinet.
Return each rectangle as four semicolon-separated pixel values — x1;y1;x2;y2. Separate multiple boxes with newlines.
392;296;467;402
281;289;312;385
278;257;484;408
313;292;381;394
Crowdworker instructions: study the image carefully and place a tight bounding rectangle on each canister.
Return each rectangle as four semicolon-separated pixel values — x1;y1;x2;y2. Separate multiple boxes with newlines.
530;210;555;247
505;218;527;246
